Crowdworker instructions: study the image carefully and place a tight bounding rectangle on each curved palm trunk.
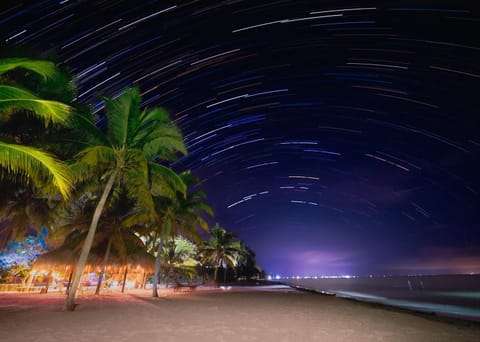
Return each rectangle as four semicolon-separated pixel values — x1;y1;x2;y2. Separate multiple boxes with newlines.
64;171;117;311
121;266;128;293
65;268;73;294
95;235;113;295
152;238;163;297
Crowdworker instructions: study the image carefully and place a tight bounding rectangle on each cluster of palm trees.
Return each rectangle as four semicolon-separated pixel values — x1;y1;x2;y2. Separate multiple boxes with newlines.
0;57;260;311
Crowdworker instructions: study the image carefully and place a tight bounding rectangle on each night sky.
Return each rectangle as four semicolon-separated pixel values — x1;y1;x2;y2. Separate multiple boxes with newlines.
2;1;479;276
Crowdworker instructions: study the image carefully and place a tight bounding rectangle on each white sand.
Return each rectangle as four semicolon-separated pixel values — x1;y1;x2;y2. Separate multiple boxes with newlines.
0;286;478;342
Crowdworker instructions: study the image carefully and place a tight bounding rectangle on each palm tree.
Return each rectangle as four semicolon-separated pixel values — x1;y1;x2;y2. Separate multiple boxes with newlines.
235;244;265;280
64;87;186;310
149;171;213;296
201;224;243;285
55;190;142;295
0;58;74;199
0;182;53;250
160;235;199;286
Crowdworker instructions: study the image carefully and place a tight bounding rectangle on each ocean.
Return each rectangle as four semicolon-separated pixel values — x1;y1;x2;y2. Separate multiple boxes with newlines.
283;274;480;322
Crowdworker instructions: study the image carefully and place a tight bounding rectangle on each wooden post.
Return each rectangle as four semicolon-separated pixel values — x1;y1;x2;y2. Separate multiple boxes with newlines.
42;271;53;294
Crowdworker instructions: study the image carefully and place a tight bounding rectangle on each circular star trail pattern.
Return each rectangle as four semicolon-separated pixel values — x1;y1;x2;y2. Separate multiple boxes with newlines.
2;0;479;276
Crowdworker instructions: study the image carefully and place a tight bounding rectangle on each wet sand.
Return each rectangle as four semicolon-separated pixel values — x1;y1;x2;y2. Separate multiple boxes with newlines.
1;285;479;341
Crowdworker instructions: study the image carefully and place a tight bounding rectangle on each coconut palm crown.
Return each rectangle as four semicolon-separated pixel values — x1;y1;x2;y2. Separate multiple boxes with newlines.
0;58;74;199
201;223;243;284
64;86;187;310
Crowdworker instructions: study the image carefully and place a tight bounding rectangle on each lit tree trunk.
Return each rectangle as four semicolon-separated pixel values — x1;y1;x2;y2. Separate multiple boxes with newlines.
64;171;117;311
121;266;128;293
26;273;34;288
152;238;163;297
95;235;113;295
65;268;73;294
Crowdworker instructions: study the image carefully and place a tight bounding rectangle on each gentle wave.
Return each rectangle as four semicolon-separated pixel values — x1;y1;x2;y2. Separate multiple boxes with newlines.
284;274;480;321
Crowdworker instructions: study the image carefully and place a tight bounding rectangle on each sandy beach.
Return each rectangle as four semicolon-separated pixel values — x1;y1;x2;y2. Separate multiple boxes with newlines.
0;285;479;342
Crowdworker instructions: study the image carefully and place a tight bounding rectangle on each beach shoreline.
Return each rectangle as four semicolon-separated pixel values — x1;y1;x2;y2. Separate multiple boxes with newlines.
282;281;480;325
1;285;479;341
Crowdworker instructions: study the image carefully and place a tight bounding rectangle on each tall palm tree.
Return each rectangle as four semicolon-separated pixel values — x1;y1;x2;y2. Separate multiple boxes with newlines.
149;171;213;296
201;224;243;285
0;58;74;199
64;87;186;310
54;190;142;295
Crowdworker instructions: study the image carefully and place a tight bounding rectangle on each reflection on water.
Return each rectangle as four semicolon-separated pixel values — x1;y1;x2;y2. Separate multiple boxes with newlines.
334;290;480;320
285;274;480;321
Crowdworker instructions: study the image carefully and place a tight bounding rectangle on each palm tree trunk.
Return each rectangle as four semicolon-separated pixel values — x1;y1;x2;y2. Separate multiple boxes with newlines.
64;170;118;311
26;273;34;288
213;266;219;286
223;266;227;284
65;268;73;294
95;235;113;295
121;266;128;293
164;266;172;289
152;238;164;297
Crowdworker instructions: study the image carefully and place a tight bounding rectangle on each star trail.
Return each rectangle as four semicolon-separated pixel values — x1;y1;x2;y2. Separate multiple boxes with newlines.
1;0;479;276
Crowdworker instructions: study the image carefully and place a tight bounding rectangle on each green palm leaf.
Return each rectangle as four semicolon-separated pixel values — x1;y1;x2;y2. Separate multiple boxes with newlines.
0;141;72;199
104;87;141;146
75;145;116;167
149;163;186;198
0;85;72;125
143;136;187;160
140;107;171;125
67;111;111;147
0;58;57;78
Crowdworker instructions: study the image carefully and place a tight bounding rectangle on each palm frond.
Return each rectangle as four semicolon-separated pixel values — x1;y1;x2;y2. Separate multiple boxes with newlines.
0;58;57;79
123;167;156;221
0;85;72;125
74;145;116;167
104;87;140;147
149;163;186;198
143;135;188;160
67;111;110;146
140;107;171;126
0;141;72;199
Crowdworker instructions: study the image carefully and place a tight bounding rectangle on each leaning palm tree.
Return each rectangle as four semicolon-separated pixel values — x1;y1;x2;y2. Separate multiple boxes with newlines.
54;189;140;295
0;58;74;199
64;87;187;310
201;224;243;285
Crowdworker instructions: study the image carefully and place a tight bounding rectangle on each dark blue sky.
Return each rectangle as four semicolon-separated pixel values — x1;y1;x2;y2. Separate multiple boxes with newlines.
2;0;479;276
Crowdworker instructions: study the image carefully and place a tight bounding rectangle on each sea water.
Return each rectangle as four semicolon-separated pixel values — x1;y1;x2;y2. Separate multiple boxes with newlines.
284;274;480;321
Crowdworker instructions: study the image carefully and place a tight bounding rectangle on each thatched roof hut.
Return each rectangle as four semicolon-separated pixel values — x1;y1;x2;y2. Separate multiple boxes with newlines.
32;247;76;272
